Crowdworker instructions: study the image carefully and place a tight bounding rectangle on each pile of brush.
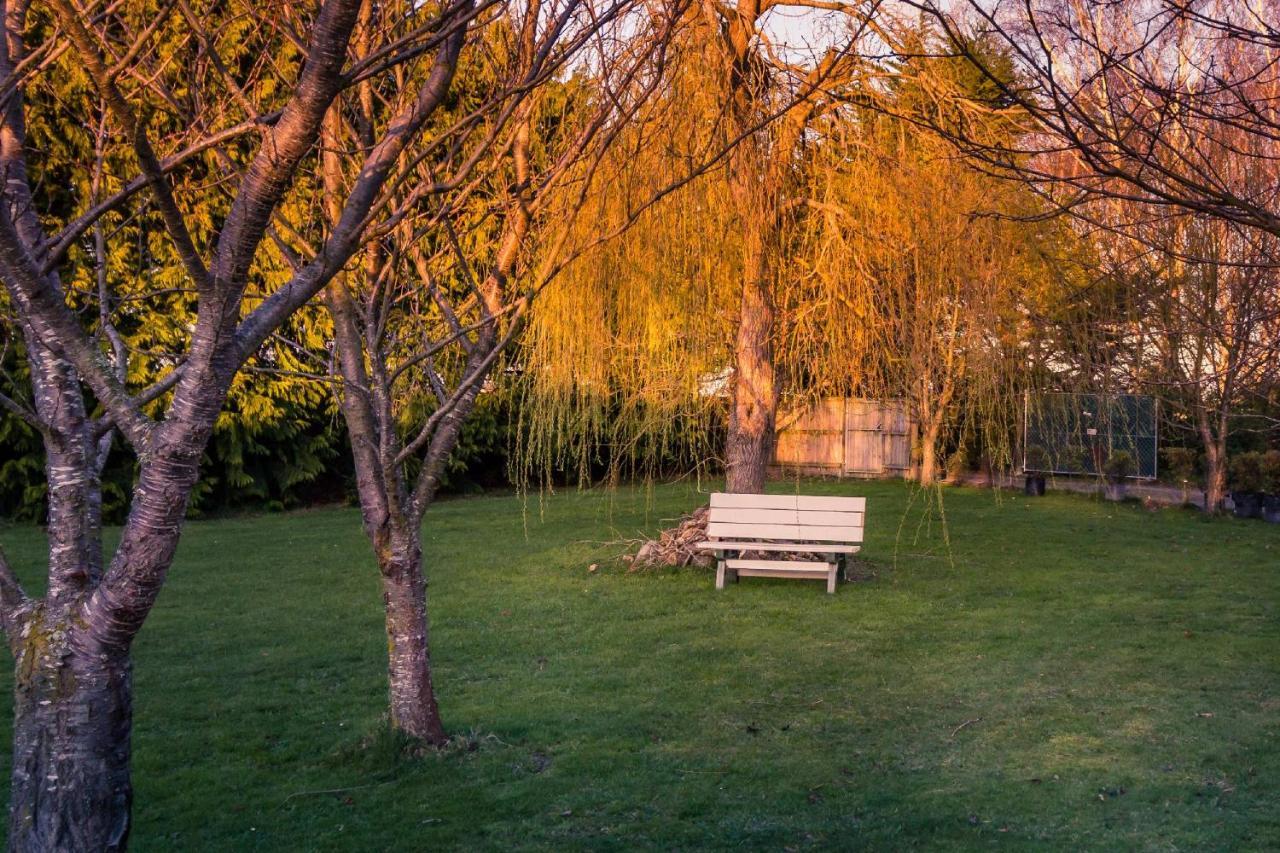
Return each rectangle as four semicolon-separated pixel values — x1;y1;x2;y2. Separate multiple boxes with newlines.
627;506;714;568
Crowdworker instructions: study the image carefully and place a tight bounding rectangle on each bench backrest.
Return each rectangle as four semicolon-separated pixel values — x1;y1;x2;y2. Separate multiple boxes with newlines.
706;493;865;544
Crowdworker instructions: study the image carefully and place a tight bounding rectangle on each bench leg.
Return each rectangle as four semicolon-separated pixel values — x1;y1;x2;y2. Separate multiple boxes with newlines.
716;559;726;590
827;563;838;594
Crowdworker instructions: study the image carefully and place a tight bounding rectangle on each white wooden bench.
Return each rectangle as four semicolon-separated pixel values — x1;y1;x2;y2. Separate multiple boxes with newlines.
695;493;865;594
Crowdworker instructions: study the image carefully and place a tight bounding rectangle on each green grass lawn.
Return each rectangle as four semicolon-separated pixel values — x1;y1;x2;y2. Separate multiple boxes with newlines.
1;481;1278;850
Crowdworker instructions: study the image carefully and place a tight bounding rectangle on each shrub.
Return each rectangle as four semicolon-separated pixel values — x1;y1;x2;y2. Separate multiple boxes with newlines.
1103;450;1135;483
1228;452;1266;493
1062;444;1089;474
1024;445;1049;472
1260;450;1280;495
1162;447;1198;483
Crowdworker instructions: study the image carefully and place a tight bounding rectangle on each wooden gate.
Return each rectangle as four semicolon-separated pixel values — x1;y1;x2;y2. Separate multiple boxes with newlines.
774;398;914;477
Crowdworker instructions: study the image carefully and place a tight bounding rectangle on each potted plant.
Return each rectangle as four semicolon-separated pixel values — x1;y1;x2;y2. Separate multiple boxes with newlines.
1162;447;1198;506
1228;452;1265;519
1023;445;1049;496
1102;450;1135;501
1261;450;1280;524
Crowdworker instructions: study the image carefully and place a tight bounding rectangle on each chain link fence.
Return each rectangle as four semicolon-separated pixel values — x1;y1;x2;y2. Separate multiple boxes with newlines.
1023;392;1159;479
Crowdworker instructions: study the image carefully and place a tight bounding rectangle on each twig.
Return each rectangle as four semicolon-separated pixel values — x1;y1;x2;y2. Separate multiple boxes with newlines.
950;717;982;738
282;781;388;803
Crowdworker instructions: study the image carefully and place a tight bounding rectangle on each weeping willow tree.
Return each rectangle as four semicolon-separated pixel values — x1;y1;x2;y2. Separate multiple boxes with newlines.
518;16;1067;496
515;15;740;487
517;2;884;491
785;41;1066;483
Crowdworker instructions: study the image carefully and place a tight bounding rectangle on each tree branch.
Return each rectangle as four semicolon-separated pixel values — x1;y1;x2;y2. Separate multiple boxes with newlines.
47;0;214;293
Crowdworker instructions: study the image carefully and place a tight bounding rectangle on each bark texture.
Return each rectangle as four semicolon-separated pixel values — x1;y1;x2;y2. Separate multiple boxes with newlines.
725;239;776;494
379;534;446;743
8;610;132;852
918;422;941;485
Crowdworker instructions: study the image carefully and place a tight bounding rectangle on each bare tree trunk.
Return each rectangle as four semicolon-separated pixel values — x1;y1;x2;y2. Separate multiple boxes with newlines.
379;529;446;744
725;239;775;494
319;12;508;740
1196;405;1228;513
1201;432;1227;513
913;371;950;486
918;418;941;484
325;289;452;745
8;608;132;852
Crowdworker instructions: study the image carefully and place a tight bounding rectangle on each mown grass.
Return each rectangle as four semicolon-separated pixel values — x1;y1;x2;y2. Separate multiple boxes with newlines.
0;480;1278;851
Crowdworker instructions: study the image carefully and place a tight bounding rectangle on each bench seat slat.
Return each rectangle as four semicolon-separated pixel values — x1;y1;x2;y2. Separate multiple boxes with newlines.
709;493;866;512
695;541;861;553
708;508;863;527
707;522;863;542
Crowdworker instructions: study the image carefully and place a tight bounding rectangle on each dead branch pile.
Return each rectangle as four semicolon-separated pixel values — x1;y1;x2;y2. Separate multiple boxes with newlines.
629;506;714;569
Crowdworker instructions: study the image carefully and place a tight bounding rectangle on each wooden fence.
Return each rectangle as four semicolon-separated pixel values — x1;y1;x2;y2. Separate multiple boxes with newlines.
773;398;915;478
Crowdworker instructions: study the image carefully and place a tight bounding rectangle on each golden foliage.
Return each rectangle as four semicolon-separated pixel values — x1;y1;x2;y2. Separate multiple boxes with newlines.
517;22;1077;483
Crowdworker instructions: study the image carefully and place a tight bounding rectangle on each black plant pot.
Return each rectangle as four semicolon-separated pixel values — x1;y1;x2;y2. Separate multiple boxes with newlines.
1104;482;1126;502
1262;494;1280;524
1024;475;1046;496
1231;491;1263;519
